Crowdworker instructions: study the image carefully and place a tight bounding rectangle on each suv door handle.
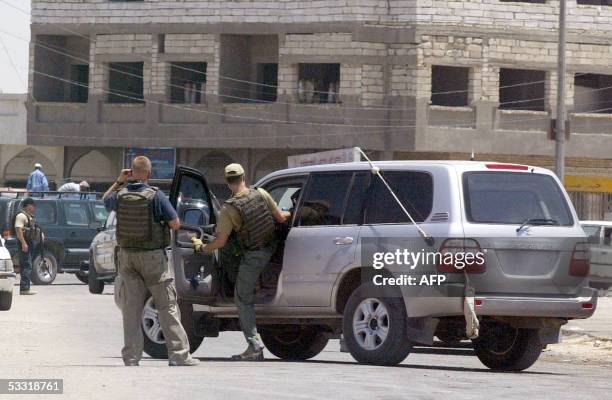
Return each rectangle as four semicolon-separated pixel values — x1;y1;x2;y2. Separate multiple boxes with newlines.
333;237;354;245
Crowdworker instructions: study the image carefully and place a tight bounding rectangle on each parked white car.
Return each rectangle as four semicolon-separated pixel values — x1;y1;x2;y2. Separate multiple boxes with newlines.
0;236;16;310
87;211;117;294
581;220;612;290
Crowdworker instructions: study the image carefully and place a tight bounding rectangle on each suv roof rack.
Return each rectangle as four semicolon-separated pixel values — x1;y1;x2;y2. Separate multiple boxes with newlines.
0;191;103;200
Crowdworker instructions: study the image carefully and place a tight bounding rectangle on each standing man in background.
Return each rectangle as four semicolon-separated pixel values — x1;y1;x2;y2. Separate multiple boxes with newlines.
103;156;199;367
58;180;90;193
26;163;49;193
14;197;41;296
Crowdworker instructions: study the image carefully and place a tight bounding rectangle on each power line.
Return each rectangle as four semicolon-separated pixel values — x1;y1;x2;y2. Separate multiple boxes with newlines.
6;28;605;126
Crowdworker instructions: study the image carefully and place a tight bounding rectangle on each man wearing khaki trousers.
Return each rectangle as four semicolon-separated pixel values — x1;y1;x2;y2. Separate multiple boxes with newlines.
104;156;199;367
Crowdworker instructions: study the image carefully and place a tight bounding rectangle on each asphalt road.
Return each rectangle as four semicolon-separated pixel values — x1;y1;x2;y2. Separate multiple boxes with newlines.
1;274;610;400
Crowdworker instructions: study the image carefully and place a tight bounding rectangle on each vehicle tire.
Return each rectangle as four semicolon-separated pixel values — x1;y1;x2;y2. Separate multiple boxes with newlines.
0;291;12;311
342;283;412;366
31;252;58;285
141;294;204;359
261;326;329;360
88;257;104;294
472;322;543;371
75;272;88;284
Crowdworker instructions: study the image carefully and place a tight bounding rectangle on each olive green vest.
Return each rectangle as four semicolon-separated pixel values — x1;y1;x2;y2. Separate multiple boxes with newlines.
116;186;170;250
226;188;276;250
18;210;42;242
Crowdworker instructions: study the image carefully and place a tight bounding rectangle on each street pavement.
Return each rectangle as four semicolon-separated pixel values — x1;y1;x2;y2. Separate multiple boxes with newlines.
565;292;612;339
1;274;611;400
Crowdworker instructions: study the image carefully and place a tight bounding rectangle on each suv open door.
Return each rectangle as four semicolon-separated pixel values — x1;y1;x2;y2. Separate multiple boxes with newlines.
169;166;218;303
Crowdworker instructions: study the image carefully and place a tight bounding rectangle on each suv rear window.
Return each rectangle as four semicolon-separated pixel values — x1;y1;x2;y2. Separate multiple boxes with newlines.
365;171;433;224
63;202;91;226
464;172;573;225
35;202;57;224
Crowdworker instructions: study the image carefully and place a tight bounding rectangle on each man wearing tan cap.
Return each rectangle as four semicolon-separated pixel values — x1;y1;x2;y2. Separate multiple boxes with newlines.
194;163;290;361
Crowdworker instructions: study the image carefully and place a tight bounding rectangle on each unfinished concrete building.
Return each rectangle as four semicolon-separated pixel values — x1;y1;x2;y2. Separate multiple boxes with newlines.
25;0;612;216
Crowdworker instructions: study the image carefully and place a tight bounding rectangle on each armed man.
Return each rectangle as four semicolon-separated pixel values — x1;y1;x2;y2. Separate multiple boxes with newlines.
14;197;42;296
103;156;199;367
194;163;290;361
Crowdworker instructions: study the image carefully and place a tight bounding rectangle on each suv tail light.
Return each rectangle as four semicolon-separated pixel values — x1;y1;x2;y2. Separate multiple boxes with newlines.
437;238;486;274
569;242;590;277
485;163;529;171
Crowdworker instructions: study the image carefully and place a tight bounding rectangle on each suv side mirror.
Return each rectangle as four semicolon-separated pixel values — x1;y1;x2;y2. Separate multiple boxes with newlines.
89;221;103;231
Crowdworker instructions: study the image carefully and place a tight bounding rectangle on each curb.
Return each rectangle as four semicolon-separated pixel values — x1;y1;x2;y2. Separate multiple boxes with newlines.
562;327;612;342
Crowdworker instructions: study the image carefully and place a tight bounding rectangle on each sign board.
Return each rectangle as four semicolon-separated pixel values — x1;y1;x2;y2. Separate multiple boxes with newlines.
565;175;612;193
123;148;176;180
288;147;361;168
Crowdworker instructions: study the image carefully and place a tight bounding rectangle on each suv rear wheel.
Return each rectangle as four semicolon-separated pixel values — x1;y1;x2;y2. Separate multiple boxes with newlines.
142;294;203;359
342;283;412;366
472;322;542;371
31;253;58;285
0;290;12;311
261;326;329;360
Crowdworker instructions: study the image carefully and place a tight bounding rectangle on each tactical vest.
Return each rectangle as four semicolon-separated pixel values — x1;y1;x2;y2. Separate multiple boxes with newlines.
18;211;42;242
116;186;170;250
226;188;276;250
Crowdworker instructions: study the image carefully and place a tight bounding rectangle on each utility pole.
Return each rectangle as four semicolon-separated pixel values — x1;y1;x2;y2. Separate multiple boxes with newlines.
555;0;567;182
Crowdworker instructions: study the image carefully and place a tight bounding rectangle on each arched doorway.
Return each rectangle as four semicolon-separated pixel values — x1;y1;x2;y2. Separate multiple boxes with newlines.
195;151;234;201
69;150;117;191
253;152;289;182
3;148;59;189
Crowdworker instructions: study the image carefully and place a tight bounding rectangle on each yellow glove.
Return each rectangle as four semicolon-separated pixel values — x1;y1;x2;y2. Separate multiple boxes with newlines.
191;237;204;253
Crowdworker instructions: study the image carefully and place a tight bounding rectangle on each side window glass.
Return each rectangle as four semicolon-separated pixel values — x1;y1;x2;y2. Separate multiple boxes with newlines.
268;184;303;212
177;175;211;224
604;228;612;246
365;171;433;224
298;173;352;227
92;203;109;224
183;208;208;226
63;202;90;226
35;203;57;224
343;173;369;225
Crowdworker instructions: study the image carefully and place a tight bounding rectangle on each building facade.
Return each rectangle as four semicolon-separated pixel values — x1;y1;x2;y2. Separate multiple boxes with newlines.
26;0;612;215
0;93;63;187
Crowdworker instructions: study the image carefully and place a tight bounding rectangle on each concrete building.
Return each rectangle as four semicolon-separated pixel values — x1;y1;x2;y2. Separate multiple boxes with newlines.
26;0;612;215
0;93;63;187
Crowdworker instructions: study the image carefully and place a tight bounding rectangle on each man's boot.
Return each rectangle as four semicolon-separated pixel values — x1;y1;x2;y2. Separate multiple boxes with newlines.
169;357;200;367
231;344;264;361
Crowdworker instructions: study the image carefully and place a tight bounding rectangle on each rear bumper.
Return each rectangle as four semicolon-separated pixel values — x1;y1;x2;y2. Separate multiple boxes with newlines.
0;272;16;292
475;287;597;319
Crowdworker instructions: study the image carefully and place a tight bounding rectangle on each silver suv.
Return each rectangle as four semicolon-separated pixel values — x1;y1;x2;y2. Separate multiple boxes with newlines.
139;162;596;371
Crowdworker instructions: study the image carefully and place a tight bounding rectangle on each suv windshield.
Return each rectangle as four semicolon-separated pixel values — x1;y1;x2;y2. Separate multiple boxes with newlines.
464;172;573;225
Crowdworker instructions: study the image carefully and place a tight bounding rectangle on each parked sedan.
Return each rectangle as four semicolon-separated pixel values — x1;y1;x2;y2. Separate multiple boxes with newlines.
87;211;117;294
0;236;16;310
581;220;612;290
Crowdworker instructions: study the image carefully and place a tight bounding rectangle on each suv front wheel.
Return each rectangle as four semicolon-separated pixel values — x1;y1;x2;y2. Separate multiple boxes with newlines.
472;322;543;371
31;253;58;285
342;283;412;366
261;326;329;360
141;294;204;359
